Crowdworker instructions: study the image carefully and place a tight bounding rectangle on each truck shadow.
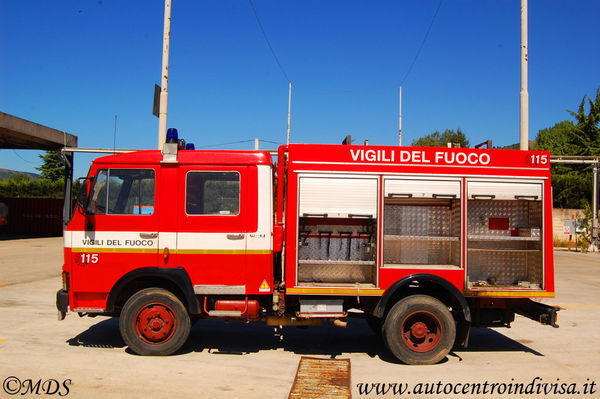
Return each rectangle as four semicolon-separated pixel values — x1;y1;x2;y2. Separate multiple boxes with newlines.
457;327;544;356
66;318;125;349
66;318;543;363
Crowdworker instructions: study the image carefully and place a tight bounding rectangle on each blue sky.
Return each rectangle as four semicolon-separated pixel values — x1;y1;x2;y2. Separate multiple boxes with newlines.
1;0;599;178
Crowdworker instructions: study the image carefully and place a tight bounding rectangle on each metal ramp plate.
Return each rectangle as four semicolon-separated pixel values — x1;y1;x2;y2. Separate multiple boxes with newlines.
288;357;351;399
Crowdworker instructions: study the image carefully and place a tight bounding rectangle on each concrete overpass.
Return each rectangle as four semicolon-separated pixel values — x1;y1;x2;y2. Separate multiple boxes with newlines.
0;112;77;149
0;112;78;229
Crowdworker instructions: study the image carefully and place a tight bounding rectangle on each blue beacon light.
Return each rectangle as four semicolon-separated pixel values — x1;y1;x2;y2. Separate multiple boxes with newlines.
166;128;179;143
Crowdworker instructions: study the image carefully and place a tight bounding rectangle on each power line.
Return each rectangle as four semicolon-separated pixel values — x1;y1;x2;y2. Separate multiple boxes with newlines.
196;139;282;149
260;139;282;145
248;0;291;83
197;139;254;149
12;150;40;165
247;1;444;91
399;0;444;86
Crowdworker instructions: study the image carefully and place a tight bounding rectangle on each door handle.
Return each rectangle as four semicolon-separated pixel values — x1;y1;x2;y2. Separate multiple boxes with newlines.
227;233;245;240
139;232;158;239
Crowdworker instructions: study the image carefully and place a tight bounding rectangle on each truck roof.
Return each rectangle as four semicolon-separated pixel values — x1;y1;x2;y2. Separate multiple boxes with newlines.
92;149;274;166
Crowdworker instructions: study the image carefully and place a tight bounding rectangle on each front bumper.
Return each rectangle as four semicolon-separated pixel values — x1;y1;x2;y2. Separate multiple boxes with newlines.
56;289;69;320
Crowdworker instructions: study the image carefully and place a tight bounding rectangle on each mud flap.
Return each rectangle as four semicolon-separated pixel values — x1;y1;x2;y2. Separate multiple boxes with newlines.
56;289;69;320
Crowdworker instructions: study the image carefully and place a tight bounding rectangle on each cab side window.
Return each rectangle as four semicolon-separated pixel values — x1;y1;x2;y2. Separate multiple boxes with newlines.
186;172;240;215
87;169;155;215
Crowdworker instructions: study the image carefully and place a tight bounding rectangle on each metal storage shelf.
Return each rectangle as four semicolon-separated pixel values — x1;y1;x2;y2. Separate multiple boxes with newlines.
385;235;459;242
298;259;376;266
383;263;462;269
466;286;543;291
467;248;540;253
468;235;540;242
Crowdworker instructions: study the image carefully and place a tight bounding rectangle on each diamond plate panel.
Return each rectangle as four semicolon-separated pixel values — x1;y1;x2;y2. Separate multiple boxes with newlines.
467;251;529;285
384;238;460;265
384;201;460;236
298;223;375;262
529;201;543;230
297;219;377;284
467;200;539;236
527;251;543;284
299;236;374;261
383;199;461;265
466;198;543;288
298;262;375;283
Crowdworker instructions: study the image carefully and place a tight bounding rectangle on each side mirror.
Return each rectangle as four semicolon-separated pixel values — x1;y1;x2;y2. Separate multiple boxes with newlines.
76;177;90;214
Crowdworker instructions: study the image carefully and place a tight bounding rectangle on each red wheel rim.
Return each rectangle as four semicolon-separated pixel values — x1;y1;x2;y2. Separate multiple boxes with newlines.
400;310;442;353
135;303;177;345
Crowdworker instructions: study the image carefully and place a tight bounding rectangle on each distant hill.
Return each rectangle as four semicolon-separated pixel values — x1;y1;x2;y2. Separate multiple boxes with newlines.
0;168;41;180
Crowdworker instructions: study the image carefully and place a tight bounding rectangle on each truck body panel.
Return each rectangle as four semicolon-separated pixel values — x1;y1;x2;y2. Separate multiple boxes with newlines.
282;144;553;298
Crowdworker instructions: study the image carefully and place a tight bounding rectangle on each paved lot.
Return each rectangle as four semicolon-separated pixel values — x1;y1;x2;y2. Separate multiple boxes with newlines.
1;237;599;398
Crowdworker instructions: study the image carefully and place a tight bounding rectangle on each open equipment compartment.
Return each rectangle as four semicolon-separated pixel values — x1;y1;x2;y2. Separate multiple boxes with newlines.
382;178;462;267
466;180;544;290
296;176;378;285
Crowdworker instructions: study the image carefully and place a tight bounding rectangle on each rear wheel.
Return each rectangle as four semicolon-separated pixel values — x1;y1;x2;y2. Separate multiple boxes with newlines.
383;295;455;365
119;288;191;356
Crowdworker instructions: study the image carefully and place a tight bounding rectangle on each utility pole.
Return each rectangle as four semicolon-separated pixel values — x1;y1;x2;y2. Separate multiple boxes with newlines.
287;82;292;145
593;164;599;251
519;0;529;151
158;0;172;151
398;86;402;146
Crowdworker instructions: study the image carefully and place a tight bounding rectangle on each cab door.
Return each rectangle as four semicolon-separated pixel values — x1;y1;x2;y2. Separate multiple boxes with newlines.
70;167;160;307
177;166;248;295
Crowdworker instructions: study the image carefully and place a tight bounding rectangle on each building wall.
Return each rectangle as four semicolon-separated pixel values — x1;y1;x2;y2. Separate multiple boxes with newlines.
552;208;586;245
0;198;64;236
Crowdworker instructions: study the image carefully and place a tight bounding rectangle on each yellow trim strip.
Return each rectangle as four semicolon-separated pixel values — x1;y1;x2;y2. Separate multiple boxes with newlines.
71;247;156;254
465;290;555;298
177;249;245;255
177;249;271;255
286;287;385;296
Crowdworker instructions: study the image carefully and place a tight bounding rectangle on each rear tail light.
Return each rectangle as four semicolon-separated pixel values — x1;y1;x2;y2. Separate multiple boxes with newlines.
62;271;70;291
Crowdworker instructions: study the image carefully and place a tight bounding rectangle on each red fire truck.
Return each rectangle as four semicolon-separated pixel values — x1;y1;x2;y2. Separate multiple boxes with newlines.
57;135;559;365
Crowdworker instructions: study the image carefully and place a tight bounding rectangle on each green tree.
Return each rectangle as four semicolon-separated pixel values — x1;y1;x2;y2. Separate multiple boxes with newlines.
411;128;470;148
535;88;600;209
37;150;65;182
0;173;63;198
535;120;577;155
567;88;600;156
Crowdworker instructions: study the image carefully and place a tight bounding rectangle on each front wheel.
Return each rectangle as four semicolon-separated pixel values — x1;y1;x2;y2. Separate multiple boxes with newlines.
383;295;455;365
119;288;191;356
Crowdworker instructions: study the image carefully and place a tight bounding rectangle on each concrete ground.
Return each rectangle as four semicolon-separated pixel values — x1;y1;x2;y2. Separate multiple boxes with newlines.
0;237;598;398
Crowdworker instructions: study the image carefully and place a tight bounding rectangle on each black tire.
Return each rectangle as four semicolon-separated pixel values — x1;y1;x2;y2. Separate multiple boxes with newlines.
119;288;191;356
383;295;455;365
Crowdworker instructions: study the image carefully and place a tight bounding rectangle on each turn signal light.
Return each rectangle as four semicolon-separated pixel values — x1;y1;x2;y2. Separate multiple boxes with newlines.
62;271;70;291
